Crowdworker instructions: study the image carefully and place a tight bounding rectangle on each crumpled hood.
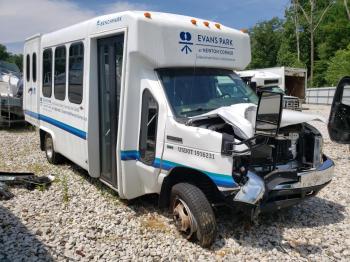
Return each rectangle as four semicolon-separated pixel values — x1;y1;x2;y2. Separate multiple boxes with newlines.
190;103;326;138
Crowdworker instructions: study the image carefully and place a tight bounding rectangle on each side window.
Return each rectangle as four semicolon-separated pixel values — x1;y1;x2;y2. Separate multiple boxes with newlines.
26;54;30;82
54;46;66;101
42;49;52;97
139;90;159;165
68;42;84;104
32;53;37;82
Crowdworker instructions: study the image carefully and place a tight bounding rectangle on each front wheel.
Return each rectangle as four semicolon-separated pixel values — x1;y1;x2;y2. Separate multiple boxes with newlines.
170;183;217;247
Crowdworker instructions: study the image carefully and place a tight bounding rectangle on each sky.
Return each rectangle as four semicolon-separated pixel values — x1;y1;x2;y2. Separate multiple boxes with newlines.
0;0;290;54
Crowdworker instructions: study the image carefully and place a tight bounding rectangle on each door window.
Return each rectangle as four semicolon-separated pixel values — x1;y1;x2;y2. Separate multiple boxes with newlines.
42;49;52;97
139;89;158;165
54;46;66;101
26;54;30;82
97;35;124;187
32;53;37;82
68;42;84;104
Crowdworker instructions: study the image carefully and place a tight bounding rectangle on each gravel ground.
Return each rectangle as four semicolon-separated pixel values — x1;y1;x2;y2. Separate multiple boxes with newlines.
0;104;349;261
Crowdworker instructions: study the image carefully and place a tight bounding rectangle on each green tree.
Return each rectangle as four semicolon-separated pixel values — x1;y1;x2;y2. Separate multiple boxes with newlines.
7;54;23;72
325;44;350;85
276;0;350;87
277;41;305;68
0;44;10;61
0;43;23;72
248;18;284;68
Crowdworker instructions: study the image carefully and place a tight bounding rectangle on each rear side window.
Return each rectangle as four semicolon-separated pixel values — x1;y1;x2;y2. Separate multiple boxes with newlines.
42;49;52;97
26;54;30;82
54;46;66;101
32;53;37;82
139;89;159;165
68;42;84;104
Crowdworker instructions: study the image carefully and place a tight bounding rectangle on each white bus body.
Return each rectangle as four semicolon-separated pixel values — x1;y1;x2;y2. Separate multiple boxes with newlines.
23;11;334;247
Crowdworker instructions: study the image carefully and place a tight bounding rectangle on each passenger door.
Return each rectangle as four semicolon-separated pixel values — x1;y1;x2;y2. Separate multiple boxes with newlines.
328;76;350;144
24;37;40;125
97;35;124;188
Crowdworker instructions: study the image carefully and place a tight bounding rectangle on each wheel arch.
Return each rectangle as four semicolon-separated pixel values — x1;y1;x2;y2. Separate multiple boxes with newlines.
39;127;56;151
158;166;223;208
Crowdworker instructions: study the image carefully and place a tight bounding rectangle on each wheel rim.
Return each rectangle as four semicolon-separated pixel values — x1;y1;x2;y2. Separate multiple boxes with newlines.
172;197;197;239
46;137;53;159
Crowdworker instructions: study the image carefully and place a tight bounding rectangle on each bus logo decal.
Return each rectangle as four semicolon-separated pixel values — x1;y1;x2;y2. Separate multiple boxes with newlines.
179;32;193;54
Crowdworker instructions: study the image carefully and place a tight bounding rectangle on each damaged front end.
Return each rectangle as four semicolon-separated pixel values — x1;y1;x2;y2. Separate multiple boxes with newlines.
222;124;335;219
188;97;334;219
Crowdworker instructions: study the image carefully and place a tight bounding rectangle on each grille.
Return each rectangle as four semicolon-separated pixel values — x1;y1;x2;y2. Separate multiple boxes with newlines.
284;98;300;111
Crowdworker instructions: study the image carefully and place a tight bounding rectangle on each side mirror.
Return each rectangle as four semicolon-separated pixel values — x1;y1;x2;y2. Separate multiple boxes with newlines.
328;76;350;144
255;91;283;137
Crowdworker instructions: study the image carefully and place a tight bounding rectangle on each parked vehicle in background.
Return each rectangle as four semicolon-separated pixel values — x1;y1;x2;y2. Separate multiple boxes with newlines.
0;60;24;127
237;70;302;111
23;11;335;247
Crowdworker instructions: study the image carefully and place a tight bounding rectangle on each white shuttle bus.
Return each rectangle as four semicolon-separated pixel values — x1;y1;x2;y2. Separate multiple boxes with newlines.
23;11;335;247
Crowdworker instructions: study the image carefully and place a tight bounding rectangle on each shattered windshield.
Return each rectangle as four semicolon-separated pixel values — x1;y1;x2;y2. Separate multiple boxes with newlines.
158;68;258;118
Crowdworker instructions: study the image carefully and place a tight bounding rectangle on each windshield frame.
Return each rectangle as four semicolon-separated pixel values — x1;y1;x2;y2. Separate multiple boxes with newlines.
156;67;258;120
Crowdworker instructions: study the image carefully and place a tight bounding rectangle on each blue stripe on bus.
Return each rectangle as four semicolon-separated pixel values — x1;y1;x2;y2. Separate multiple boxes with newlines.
25;110;87;140
120;150;237;188
120;150;140;161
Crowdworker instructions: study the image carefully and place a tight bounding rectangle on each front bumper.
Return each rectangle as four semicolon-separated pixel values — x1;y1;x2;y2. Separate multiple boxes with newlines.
227;155;335;213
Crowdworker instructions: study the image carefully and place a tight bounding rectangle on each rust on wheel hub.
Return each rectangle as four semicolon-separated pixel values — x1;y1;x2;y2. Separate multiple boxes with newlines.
173;197;197;239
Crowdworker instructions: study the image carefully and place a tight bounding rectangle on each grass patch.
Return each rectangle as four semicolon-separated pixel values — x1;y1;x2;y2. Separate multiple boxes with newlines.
28;163;46;174
61;175;69;204
35;184;47;192
140;214;170;233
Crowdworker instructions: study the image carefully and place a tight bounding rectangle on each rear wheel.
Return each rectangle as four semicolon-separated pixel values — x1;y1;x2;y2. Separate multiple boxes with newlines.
170;183;217;247
44;133;62;164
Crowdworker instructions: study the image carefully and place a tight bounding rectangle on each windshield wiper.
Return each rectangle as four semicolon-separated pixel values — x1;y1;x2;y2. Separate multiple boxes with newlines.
180;107;216;115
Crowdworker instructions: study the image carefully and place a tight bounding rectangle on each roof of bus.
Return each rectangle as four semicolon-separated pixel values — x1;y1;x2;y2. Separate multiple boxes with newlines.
26;11;251;70
26;11;245;42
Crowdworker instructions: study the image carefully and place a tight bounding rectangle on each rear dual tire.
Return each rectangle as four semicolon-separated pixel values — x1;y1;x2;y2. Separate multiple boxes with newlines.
44;133;62;165
170;183;217;248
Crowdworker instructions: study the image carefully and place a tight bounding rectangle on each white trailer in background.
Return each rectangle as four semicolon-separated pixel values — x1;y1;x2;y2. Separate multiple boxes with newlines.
239;67;307;98
23;11;335;247
237;70;302;111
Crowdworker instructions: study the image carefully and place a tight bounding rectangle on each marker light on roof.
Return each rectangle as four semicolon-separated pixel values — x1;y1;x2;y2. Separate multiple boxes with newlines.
215;23;221;29
191;19;197;25
144;12;151;19
203;21;210;27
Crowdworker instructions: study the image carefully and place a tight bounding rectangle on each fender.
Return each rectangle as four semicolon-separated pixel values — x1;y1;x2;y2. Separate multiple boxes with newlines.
39;126;56;151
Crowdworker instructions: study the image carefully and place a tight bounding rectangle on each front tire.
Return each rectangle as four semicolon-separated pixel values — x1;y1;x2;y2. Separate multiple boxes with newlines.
44;133;62;164
170;183;217;247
